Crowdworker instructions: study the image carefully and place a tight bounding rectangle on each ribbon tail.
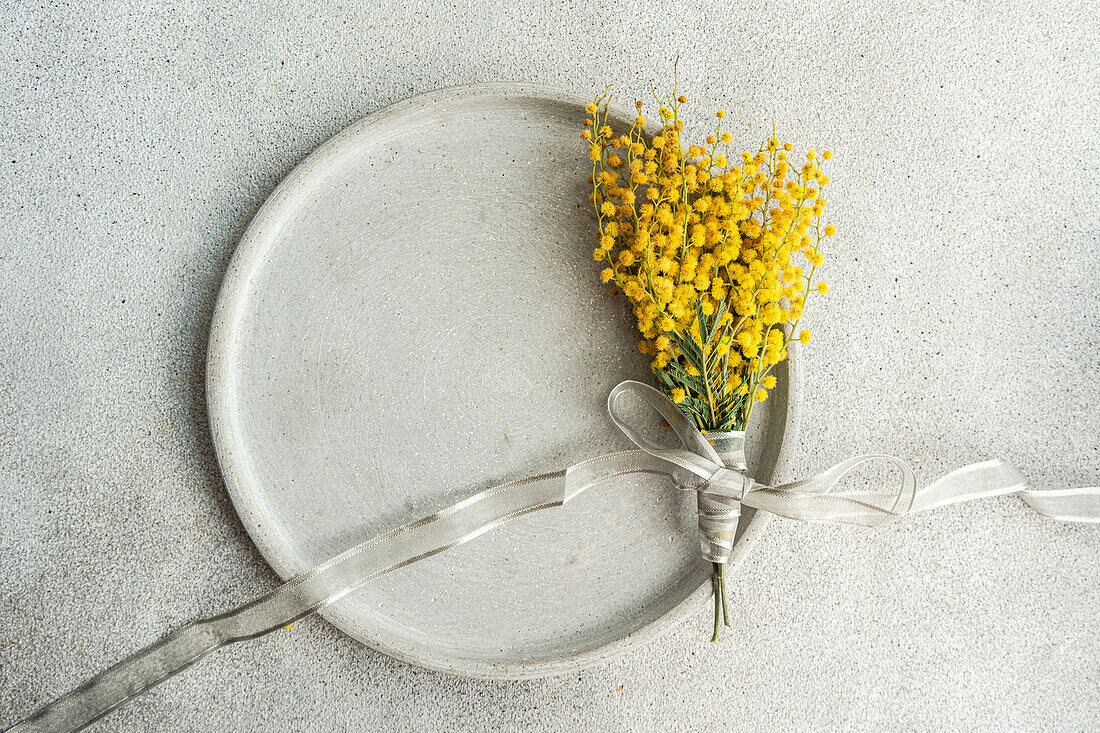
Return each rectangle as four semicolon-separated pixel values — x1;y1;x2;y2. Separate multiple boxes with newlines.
11;467;580;733
740;456;1100;525
899;458;1100;522
909;459;1027;513
1018;486;1100;523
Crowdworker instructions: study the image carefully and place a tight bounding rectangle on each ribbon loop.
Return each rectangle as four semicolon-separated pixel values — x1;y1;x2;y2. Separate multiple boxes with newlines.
607;381;724;481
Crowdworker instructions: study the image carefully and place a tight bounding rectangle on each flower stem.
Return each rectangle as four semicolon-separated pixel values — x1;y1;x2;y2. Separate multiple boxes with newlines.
711;567;721;642
721;569;731;628
710;561;730;642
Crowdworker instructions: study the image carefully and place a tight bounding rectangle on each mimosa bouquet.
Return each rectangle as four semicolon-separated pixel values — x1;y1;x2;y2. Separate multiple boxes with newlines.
583;80;833;640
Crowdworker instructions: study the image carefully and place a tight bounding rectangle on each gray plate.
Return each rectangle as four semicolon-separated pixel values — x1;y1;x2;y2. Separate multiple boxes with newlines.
206;83;801;679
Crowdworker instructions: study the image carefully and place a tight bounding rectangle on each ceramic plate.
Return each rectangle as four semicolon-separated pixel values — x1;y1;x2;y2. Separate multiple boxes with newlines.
206;83;801;679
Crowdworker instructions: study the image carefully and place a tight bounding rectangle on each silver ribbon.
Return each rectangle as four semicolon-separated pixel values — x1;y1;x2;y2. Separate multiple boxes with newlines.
607;380;1099;537
8;381;1098;732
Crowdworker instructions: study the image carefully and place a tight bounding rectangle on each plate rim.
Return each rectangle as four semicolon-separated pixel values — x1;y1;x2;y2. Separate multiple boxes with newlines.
205;82;802;679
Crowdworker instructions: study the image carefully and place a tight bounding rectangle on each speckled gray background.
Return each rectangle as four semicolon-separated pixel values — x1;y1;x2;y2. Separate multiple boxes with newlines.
1;1;1097;731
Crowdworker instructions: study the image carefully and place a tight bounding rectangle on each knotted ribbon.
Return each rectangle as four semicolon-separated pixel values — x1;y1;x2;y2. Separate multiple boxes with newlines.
569;381;1100;565
9;381;1098;733
598;381;1099;561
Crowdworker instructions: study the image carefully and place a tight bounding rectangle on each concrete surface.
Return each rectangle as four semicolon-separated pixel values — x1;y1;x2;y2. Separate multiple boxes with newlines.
1;1;1097;730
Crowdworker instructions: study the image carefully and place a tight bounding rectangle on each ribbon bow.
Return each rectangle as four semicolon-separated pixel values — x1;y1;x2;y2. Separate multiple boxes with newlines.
593;381;1098;566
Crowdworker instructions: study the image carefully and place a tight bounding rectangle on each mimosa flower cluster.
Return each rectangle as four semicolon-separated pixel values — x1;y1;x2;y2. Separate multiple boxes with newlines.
583;86;832;434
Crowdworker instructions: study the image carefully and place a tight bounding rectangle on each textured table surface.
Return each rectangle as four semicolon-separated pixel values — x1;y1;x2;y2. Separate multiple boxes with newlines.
1;1;1097;730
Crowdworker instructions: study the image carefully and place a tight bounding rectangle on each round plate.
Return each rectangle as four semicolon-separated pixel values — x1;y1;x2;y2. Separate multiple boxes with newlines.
206;83;801;679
